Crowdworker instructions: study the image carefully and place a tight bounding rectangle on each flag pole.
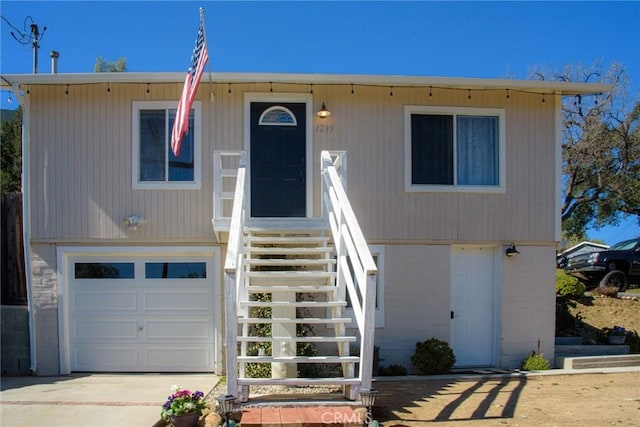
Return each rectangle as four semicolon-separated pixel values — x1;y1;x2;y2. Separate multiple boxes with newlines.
199;7;214;102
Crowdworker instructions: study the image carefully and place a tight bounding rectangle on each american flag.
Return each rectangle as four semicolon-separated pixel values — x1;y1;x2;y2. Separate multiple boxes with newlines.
171;16;209;157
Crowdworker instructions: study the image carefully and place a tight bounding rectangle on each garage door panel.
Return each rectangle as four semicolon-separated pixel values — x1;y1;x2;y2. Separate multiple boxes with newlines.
68;251;217;372
146;346;213;371
73;291;138;312
144;291;212;311
73;345;139;371
73;319;139;340
145;319;211;340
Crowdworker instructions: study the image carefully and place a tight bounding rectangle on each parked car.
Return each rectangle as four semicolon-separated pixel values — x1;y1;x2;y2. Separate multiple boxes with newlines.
564;237;640;291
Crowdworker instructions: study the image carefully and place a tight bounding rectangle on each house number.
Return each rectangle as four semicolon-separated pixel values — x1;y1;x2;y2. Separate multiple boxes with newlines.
315;124;334;133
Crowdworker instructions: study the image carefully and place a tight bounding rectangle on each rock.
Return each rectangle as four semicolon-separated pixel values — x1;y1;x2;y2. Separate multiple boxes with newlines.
202;412;222;427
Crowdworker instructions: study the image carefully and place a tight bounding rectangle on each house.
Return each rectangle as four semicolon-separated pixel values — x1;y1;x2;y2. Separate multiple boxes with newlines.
557;241;609;268
1;71;608;398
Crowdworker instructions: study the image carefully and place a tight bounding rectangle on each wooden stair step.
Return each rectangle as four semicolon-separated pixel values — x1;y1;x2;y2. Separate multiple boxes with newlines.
238;355;359;363
237;377;360;386
238;317;352;324
240;301;347;308
246;247;333;255
246;236;330;244
247;271;336;279
248;286;336;293
237;336;357;343
245;259;336;266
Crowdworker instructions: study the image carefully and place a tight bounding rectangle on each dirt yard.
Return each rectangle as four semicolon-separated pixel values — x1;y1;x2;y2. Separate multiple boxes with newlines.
373;371;639;426
568;294;640;334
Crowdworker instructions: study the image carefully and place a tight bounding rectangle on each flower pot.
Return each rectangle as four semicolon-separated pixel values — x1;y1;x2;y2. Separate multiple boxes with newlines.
169;412;199;427
608;335;626;345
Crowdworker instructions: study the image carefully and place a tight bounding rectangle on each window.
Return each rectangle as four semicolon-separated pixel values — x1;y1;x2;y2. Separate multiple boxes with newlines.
132;101;201;189
145;262;207;279
405;106;505;192
74;262;135;279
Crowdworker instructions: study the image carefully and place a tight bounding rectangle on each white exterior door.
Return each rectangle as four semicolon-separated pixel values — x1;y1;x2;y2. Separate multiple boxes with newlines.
450;246;497;367
61;247;219;372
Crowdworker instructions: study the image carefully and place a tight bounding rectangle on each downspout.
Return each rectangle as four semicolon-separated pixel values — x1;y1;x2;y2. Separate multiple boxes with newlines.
12;82;37;374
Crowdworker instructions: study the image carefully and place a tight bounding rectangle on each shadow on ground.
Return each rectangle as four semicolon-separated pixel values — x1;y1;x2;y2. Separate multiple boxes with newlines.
373;376;527;425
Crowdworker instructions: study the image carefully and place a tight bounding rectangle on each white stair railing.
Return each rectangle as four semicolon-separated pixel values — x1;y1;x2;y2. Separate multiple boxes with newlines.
223;151;248;399
212;150;245;241
320;150;378;393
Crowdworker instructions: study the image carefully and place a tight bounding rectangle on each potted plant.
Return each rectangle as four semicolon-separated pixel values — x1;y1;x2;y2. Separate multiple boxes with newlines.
604;326;627;345
161;385;208;427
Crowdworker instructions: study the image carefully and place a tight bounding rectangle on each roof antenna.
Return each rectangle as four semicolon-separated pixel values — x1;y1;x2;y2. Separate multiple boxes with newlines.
2;14;47;73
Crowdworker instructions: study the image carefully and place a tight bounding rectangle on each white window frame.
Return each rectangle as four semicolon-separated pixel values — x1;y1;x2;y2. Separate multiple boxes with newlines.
404;105;506;193
132;101;202;190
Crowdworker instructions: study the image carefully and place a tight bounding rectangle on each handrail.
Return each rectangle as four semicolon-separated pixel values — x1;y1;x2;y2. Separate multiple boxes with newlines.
320;150;377;391
223;151;247;398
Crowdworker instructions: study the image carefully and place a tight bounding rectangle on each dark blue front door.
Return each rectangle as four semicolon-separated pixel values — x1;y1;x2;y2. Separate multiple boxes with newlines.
250;102;306;217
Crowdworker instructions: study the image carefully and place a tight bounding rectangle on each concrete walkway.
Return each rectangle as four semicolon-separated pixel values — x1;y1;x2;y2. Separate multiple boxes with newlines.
0;373;219;427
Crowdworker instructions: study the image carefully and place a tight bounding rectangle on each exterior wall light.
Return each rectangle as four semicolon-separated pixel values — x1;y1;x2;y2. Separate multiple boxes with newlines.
123;215;144;231
316;102;331;118
505;244;520;257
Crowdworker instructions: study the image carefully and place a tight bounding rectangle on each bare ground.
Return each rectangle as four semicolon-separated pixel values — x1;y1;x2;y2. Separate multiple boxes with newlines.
568;294;640;335
373;371;640;426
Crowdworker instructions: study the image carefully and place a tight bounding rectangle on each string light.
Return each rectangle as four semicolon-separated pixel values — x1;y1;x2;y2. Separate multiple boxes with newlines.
429;86;433;98
270;82;273;92
146;83;150;94
228;83;231;96
542;93;546;104
506;89;510;101
309;84;313;94
390;86;393;96
351;84;354;95
107;83;111;94
467;89;471;100
65;84;69;96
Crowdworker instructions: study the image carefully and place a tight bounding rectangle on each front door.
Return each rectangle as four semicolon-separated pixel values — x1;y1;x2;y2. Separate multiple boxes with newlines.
451;246;497;367
250;102;306;217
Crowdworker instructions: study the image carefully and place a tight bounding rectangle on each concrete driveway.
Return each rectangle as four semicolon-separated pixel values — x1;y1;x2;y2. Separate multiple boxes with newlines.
0;373;219;427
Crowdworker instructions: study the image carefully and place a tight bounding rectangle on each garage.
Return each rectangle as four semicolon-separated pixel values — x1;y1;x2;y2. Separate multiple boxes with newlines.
58;247;221;373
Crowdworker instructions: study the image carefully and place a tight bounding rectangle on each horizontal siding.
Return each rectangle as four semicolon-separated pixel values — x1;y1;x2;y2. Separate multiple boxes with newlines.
28;82;557;243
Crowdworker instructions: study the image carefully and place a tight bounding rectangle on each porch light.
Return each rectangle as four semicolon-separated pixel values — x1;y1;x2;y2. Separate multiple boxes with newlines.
359;388;378;426
316;102;331;118
505;244;520;257
123;215;144;231
216;394;235;426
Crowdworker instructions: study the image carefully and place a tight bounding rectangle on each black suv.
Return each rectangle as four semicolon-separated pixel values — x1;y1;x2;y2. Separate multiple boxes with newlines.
564;237;640;292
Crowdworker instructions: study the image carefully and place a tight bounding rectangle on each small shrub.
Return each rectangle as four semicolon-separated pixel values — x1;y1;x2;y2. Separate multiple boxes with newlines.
410;338;456;375
520;351;550;371
555;271;585;297
378;364;408;376
593;286;619;298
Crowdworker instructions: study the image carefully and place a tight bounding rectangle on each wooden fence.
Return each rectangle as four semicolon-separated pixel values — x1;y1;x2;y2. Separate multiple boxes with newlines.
1;192;27;305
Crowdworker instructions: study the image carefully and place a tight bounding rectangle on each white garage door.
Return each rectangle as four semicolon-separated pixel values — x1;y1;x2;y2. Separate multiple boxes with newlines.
66;249;218;372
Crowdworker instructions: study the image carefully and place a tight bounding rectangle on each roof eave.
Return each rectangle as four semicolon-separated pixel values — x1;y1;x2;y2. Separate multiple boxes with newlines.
0;71;611;95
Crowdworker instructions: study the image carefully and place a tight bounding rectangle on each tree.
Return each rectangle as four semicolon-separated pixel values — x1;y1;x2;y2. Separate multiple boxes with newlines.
1;107;22;194
94;56;127;72
531;62;639;240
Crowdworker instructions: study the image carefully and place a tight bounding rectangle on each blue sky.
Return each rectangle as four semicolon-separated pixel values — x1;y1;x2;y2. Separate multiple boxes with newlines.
1;1;638;244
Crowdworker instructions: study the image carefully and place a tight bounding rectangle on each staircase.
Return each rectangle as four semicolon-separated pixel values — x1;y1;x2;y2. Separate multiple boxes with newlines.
217;151;378;403
235;226;360;399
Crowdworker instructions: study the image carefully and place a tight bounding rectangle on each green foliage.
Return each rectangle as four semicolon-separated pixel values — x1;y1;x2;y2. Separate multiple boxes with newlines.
410;338;456;375
378;364;408;376
555;270;585;297
532;62;640;237
520;351;550;371
1;108;22;194
160;386;207;422
94;56;127;72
